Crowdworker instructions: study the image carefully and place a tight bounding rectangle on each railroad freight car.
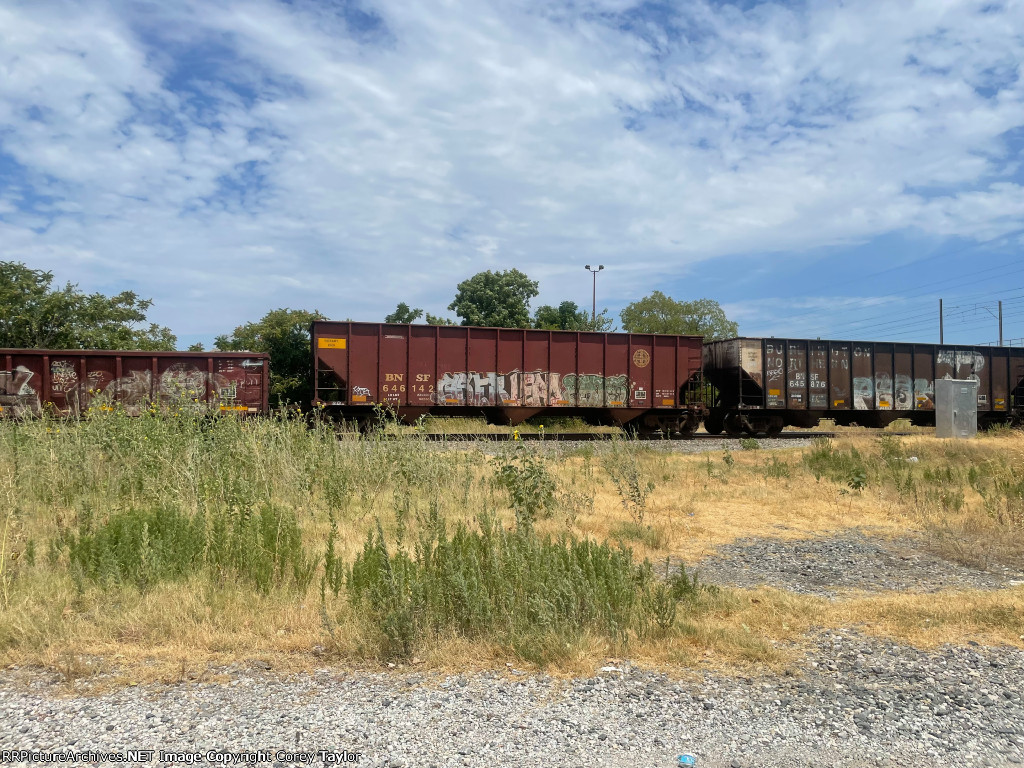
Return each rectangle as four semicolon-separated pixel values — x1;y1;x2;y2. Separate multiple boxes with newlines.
311;321;705;434
0;349;270;418
702;337;1024;436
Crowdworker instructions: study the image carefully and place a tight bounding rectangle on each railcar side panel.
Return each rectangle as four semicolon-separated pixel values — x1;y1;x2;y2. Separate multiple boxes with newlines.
703;336;1024;433
894;345;913;410
629;336;653;408
409;326;436;406
312;322;704;431
606;334;629;407
874;345;894;410
1012;351;1024;408
764;339;785;409
577;333;605;406
808;342;828;409
786;340;808;410
991;353;1009;412
829;342;851;410
550;332;576;406
1;349;269;417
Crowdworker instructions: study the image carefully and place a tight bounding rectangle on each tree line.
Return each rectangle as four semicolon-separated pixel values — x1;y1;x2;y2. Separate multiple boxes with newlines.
2;261;737;405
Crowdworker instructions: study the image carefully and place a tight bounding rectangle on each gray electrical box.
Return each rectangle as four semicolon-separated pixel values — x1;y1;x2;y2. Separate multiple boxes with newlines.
935;378;978;438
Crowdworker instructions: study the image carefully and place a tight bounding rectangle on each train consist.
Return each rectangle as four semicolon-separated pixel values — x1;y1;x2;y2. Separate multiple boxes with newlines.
3;324;1022;436
311;321;706;435
703;338;1024;436
0;349;270;418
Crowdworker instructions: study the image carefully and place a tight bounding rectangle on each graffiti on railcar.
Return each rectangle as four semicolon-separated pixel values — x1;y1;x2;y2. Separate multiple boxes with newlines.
0;366;41;417
427;370;632;407
894;375;913;409
50;361;79;393
435;371;512;406
563;373;629;406
937;350;986;382
853;378;872;410
875;373;894;410
914;378;935;409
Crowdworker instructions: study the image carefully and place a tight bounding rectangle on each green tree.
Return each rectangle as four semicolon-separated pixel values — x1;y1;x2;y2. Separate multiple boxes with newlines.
385;302;424;324
533;300;614;332
0;261;176;350
215;308;326;406
448;269;539;328
619;292;737;339
424;313;455;326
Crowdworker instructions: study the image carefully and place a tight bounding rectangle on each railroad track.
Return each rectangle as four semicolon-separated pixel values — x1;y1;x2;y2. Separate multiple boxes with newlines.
419;431;840;442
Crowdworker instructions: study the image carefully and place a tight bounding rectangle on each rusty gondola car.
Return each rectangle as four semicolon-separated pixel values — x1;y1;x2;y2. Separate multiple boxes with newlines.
702;337;1024;436
312;321;706;435
0;349;270;418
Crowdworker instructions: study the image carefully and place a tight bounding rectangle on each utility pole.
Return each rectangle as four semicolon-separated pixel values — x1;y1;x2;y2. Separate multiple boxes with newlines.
584;264;604;321
999;300;1003;345
939;298;943;344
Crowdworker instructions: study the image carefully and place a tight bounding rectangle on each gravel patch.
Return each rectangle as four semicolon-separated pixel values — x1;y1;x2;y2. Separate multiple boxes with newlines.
3;631;1023;768
695;529;1024;597
459;436;816;457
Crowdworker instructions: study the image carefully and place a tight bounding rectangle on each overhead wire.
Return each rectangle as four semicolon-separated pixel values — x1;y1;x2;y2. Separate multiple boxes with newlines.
786;282;1024;337
763;252;1024;329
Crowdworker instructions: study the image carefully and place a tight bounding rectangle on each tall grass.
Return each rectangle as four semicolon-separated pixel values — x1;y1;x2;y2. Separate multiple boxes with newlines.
0;409;704;668
800;433;1024;568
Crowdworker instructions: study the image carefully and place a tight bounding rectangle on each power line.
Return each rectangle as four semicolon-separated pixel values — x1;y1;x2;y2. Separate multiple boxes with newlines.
784;284;1024;338
766;259;1024;329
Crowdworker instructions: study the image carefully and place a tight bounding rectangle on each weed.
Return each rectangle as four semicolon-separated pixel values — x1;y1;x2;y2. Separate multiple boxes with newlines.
762;456;790;480
54;500;314;594
604;441;655;526
740;438;760;451
610;521;670;549
847;470;868;491
493;444;557;531
877;435;907;464
803;439;867;488
559;488;594;527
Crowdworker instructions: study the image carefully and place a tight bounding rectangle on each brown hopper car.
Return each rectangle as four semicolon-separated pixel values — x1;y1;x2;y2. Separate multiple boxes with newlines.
703;337;1024;435
0;349;270;418
312;321;705;434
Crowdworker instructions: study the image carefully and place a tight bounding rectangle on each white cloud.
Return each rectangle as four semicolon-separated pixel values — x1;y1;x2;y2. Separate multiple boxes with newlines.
0;0;1021;339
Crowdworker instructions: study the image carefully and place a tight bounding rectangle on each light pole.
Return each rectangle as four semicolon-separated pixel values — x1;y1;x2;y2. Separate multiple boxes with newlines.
584;264;604;322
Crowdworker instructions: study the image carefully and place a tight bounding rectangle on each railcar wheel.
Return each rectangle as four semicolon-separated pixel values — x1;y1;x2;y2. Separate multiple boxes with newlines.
723;412;745;437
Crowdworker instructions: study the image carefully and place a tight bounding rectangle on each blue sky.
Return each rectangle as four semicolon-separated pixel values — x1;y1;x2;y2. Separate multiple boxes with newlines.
1;0;1022;349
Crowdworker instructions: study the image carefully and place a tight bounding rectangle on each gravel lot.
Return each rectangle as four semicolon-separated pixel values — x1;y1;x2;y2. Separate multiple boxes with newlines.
3;630;1023;768
695;528;1024;597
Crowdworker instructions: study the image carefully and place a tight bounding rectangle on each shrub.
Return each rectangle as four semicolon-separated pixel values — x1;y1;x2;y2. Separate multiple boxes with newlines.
343;510;677;661
803;439;867;487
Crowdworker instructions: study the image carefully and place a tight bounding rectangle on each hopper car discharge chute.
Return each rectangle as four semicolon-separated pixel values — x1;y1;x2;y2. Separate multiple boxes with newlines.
311;321;706;436
702;337;1024;437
